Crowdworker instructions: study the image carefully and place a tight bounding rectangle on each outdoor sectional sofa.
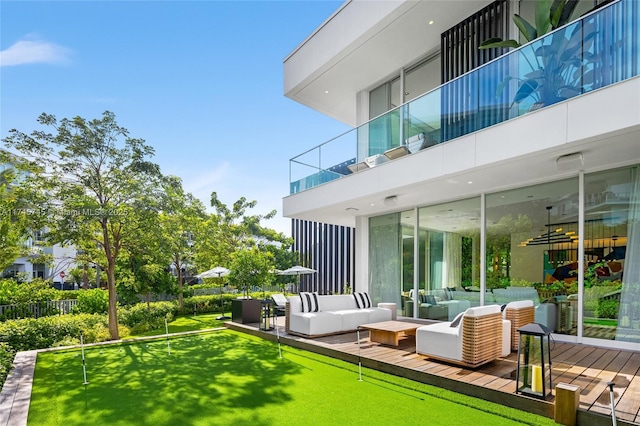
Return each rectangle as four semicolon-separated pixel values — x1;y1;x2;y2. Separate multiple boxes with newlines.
285;293;392;338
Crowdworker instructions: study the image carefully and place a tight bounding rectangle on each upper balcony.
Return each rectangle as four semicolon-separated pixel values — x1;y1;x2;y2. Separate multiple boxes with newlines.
289;0;640;195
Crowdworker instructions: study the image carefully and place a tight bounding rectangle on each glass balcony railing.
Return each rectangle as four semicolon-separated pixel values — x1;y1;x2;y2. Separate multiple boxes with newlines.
289;0;639;195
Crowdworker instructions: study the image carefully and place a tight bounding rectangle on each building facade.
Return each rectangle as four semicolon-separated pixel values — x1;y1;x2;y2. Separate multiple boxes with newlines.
283;0;640;350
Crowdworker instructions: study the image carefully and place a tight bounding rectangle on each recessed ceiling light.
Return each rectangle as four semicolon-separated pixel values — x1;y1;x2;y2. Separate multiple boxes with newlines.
370;203;375;206
467;181;473;184
325;90;329;94
429;20;434;25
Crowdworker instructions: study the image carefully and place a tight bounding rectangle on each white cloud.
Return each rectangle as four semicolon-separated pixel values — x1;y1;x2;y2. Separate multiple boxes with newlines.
182;163;291;236
0;38;71;67
182;163;230;202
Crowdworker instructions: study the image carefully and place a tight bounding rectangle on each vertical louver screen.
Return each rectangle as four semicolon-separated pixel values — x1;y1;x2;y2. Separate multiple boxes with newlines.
292;219;355;294
440;1;511;142
441;0;510;83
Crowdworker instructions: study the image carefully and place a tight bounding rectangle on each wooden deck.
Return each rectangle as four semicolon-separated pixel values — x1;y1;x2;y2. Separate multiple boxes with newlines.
228;318;640;426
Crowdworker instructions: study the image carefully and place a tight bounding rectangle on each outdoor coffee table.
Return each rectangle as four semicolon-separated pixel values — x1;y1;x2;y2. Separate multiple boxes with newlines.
359;321;420;346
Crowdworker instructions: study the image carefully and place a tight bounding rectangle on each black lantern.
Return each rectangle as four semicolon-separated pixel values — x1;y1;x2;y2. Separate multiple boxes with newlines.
260;298;274;331
516;323;552;399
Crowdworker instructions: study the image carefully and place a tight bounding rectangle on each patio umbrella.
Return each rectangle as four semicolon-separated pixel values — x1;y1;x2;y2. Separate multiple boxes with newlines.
278;266;316;292
196;266;230;279
278;265;316;276
196;267;230;320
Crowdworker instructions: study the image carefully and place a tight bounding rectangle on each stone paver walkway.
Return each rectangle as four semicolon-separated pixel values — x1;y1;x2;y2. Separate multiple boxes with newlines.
0;350;36;426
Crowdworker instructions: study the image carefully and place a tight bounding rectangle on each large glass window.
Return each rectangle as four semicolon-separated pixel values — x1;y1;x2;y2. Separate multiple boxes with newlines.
411;198;481;320
369;213;403;308
32;263;45;279
586;166;639;343
486;178;579;336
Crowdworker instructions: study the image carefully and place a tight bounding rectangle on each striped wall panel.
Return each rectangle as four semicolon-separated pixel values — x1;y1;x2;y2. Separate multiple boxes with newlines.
291;219;355;295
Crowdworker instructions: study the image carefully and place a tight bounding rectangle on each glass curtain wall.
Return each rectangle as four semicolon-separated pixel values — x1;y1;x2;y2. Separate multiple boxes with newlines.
369;212;404;308
372;164;639;348
368;56;441;156
412;198;481;321
368;78;401;156
586;166;639;343
486;178;579;336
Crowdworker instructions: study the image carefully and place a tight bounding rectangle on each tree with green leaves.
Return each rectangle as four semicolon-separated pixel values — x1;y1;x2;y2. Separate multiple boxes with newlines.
195;192;276;270
0;165;24;270
0;153;50;271
3;111;164;340
194;192;296;290
157;176;206;308
227;247;274;298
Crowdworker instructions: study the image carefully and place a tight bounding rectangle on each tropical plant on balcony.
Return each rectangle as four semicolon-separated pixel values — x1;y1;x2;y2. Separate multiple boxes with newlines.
479;0;593;111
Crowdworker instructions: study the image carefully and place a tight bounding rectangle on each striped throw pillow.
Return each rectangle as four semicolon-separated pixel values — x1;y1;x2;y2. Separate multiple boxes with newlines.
353;292;371;309
300;292;319;313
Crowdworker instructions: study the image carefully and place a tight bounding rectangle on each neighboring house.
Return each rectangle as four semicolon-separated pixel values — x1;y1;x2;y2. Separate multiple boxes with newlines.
282;0;640;350
1;156;79;287
4;230;78;289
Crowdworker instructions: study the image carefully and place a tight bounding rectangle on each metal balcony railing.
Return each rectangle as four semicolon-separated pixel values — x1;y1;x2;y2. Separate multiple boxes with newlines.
289;0;639;194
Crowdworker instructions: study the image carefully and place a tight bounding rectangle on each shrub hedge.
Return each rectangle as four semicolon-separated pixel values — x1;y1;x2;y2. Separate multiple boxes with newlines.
0;342;16;389
73;289;109;314
118;301;177;334
180;294;232;316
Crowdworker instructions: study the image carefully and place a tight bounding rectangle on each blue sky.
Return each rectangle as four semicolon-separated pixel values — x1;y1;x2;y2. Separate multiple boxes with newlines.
0;0;348;235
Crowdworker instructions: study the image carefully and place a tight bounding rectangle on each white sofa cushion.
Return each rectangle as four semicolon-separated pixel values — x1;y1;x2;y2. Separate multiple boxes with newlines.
289;311;343;336
416;321;462;361
364;307;392;323
502;319;511;357
336;309;370;331
317;295;358;311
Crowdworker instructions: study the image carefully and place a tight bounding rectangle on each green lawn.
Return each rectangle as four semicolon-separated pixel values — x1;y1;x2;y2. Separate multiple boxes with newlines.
126;313;228;338
28;330;555;425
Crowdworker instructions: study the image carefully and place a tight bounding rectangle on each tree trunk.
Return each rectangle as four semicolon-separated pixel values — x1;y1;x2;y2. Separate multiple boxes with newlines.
176;259;184;309
83;263;89;290
107;258;119;340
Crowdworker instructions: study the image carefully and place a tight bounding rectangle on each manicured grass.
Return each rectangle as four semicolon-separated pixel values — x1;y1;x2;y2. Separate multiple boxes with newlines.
28;330;555;426
126;313;228;338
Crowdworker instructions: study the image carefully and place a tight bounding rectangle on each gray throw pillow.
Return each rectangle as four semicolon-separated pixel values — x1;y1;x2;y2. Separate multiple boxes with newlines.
449;312;464;328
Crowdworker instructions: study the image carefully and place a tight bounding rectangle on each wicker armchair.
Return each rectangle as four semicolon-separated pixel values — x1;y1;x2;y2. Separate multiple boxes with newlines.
503;300;535;351
416;305;510;368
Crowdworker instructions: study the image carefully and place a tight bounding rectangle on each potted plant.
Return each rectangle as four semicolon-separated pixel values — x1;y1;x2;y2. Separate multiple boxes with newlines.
479;0;595;112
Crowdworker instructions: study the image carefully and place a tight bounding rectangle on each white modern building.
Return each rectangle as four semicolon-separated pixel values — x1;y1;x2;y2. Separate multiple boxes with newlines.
2;155;78;286
283;0;639;350
4;234;78;288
